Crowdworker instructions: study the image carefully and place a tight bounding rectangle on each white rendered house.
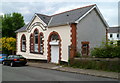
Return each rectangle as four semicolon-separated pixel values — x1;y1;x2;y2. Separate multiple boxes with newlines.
15;4;108;64
108;26;120;42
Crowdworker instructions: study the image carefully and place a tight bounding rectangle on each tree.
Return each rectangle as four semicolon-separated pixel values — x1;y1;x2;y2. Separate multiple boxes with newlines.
1;37;16;54
0;15;2;38
2;12;25;38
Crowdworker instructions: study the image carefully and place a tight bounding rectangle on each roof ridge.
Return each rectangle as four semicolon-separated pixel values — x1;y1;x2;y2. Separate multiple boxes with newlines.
51;4;96;16
35;13;51;17
35;4;96;17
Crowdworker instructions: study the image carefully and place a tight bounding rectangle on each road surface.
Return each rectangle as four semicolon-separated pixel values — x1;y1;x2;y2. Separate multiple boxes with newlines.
2;64;118;81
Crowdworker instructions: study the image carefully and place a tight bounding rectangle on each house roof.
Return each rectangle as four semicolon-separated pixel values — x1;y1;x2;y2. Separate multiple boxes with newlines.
15;24;28;33
36;13;51;25
16;4;108;32
48;4;95;27
108;26;120;33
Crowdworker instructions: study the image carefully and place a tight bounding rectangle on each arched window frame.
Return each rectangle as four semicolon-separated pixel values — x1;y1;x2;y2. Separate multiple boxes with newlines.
21;34;26;52
34;28;39;53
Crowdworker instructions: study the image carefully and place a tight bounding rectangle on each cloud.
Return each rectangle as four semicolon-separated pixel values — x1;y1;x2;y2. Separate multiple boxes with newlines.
19;7;31;14
98;4;118;26
1;1;118;26
53;5;80;14
2;0;120;2
0;12;4;16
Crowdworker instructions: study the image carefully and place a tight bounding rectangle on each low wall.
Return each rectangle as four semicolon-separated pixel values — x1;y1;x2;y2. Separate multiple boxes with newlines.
70;58;120;72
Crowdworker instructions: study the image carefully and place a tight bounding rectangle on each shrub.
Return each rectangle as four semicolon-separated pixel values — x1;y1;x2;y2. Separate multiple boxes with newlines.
117;40;120;46
70;59;120;72
75;51;81;58
1;37;16;54
91;44;120;58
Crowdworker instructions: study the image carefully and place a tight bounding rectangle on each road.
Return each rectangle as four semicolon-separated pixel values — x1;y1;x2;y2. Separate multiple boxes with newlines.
2;64;118;81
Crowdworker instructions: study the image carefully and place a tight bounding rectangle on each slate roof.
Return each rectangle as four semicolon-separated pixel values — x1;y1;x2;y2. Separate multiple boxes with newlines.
16;4;95;32
15;24;28;32
108;26;120;33
48;5;94;27
36;13;51;25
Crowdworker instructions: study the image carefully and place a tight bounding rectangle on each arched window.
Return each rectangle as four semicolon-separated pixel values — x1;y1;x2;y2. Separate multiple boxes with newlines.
21;34;26;52
39;33;44;54
34;29;39;52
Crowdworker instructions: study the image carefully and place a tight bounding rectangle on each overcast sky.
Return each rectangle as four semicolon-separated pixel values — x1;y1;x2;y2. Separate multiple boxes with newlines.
1;0;119;27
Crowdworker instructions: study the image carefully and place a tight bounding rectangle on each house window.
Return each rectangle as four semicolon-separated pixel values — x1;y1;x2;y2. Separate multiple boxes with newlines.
110;34;112;38
117;34;119;38
21;34;26;52
81;41;89;56
34;30;38;52
40;33;44;54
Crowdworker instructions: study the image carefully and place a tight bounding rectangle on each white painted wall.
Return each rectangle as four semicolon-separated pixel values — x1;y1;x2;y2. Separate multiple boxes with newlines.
46;25;71;62
16;16;47;60
17;16;71;62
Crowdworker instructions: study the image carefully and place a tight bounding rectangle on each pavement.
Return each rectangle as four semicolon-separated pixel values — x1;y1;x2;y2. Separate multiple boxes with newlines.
27;61;119;79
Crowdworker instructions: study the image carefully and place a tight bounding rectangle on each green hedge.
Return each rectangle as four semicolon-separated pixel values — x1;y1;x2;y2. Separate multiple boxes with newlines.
70;59;120;72
117;40;120;46
91;45;120;58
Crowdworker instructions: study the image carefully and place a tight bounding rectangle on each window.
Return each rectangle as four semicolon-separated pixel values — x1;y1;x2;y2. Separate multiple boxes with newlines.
40;33;44;54
7;56;11;58
21;35;26;52
110;34;112;38
117;34;119;38
34;30;38;52
51;34;59;41
13;55;24;58
81;41;89;56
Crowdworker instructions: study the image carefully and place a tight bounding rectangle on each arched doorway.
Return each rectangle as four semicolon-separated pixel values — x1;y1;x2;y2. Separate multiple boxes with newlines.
47;31;61;64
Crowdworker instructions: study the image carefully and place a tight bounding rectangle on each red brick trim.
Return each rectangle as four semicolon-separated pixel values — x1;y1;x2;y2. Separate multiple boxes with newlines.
70;23;77;59
47;31;62;63
38;33;40;53
20;34;26;52
39;32;44;54
30;33;34;53
81;41;90;56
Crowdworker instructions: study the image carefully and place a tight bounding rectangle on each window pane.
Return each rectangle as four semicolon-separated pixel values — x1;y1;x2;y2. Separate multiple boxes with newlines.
51;34;59;40
22;45;25;51
117;34;119;38
22;35;26;51
110;34;112;38
35;36;38;44
34;44;38;52
13;55;24;58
